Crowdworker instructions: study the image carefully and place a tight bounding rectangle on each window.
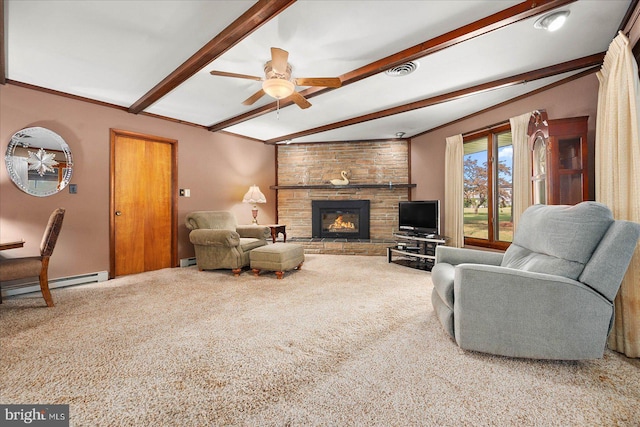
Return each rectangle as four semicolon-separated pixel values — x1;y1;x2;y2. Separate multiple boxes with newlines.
463;124;513;249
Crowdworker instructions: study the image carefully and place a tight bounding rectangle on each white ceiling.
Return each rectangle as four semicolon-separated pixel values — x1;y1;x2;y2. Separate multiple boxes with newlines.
4;0;633;144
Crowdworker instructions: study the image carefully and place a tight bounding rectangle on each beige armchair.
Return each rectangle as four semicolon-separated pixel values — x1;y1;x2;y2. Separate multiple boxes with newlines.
185;211;270;276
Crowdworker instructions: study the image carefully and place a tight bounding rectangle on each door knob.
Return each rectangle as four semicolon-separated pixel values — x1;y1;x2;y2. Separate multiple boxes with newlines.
115;211;122;216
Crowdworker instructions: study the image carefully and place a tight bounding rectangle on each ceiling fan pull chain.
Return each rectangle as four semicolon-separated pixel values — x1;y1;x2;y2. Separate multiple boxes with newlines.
277;98;280;120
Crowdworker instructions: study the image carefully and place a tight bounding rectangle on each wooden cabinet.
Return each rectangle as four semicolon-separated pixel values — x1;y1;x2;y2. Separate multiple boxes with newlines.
528;111;588;205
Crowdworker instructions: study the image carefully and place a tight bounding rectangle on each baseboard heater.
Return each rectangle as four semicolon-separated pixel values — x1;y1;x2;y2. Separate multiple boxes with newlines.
180;257;197;267
1;270;109;298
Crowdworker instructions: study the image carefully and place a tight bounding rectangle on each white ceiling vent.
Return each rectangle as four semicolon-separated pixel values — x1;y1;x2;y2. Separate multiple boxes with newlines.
385;61;419;77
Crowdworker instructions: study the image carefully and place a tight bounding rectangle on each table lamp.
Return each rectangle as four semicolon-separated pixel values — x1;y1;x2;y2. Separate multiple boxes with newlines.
242;185;267;224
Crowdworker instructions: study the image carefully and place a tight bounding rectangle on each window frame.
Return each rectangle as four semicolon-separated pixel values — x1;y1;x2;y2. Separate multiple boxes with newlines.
463;123;512;251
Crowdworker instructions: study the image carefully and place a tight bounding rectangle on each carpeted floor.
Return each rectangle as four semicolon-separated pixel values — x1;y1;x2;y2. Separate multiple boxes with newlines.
1;254;639;426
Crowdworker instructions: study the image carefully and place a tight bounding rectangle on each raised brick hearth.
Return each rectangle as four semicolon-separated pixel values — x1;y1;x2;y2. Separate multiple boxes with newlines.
276;140;410;255
287;237;396;256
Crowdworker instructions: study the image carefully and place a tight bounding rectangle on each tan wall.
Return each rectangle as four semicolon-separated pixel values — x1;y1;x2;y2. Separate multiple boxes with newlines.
0;84;276;279
410;73;600;233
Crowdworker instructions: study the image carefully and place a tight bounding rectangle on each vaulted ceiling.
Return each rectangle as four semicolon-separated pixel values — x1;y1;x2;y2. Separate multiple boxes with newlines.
2;0;636;144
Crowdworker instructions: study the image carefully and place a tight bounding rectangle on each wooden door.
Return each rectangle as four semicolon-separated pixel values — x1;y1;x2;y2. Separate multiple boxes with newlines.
110;129;177;277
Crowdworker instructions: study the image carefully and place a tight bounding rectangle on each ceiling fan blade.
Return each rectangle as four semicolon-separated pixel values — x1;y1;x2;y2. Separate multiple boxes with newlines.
210;70;263;82
287;91;312;109
242;89;267;106
271;47;289;74
294;77;342;88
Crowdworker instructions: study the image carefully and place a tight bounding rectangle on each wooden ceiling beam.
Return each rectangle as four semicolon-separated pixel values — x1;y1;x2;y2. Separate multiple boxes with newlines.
128;0;296;114
621;0;640;65
264;53;605;144
619;0;640;33
207;0;576;132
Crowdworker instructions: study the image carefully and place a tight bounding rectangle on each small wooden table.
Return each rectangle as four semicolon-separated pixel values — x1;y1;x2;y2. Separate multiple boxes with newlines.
0;240;24;251
265;225;286;243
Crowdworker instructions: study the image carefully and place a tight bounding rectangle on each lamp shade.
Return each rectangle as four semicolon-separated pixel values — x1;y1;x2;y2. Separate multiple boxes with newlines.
262;79;295;99
242;185;267;204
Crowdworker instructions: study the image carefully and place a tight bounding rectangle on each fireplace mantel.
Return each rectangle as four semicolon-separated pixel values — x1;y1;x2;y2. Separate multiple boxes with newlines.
270;183;416;190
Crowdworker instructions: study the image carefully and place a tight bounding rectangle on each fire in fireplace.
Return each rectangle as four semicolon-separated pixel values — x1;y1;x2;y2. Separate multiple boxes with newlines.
312;200;370;239
328;215;356;231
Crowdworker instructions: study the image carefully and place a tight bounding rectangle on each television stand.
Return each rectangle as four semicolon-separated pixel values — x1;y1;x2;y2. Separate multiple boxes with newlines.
387;233;447;271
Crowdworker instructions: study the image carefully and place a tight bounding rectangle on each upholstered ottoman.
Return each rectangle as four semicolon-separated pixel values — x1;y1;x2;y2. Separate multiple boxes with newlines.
250;243;304;279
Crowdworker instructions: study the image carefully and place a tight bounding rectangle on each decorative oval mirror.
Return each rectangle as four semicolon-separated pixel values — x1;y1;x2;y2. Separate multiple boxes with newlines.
5;127;73;197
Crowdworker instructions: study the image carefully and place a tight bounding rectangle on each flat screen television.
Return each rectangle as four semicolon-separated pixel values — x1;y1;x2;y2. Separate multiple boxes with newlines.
398;200;440;235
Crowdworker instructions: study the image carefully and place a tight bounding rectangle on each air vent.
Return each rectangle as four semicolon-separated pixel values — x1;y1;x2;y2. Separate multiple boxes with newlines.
385;61;419;77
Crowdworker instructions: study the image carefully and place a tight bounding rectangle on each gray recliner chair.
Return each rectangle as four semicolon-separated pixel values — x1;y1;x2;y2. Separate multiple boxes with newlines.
185;211;270;276
431;202;640;360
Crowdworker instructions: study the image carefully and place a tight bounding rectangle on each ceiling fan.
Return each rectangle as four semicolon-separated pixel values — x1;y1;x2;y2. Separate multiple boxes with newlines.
209;47;342;109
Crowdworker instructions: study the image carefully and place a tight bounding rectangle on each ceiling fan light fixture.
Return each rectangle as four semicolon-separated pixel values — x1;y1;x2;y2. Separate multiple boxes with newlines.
262;79;295;99
534;10;570;32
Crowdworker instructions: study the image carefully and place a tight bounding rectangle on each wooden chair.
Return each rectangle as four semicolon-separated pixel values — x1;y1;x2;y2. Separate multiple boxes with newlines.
0;208;66;307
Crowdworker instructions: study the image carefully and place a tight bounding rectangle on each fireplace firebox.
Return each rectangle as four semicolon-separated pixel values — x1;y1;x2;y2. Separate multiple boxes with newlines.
312;200;370;239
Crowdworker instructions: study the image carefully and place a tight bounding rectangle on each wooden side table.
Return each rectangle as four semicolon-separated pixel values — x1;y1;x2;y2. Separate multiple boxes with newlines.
265;225;286;243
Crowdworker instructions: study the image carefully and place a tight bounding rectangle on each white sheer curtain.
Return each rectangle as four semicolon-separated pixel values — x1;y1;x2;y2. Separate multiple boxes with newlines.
444;134;464;248
509;112;533;231
596;32;640;358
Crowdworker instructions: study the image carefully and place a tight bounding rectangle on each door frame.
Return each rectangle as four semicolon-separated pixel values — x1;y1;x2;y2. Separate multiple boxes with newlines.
109;129;178;278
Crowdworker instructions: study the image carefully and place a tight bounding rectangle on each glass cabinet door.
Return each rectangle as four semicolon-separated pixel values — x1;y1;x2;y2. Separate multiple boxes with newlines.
557;136;584;205
548;116;588;205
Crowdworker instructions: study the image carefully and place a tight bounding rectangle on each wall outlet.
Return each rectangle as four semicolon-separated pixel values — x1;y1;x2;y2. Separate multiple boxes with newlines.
179;188;191;197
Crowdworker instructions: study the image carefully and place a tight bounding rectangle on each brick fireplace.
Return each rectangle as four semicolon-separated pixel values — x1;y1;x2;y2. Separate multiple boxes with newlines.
275;140;412;255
